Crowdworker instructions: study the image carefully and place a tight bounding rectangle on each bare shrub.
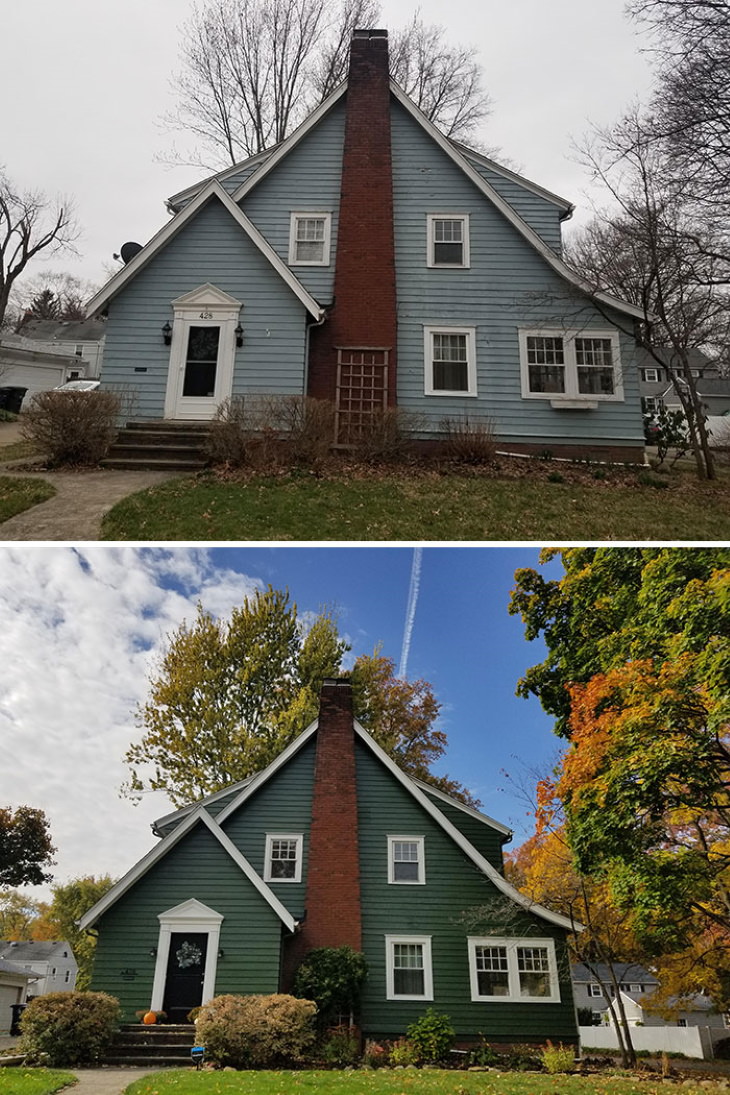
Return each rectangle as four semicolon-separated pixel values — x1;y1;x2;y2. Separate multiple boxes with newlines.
206;394;336;470
346;406;423;463
195;993;317;1068
21;390;122;467
205;396;250;466
440;413;496;464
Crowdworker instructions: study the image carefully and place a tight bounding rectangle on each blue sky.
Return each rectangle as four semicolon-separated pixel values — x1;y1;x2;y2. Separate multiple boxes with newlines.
0;545;563;895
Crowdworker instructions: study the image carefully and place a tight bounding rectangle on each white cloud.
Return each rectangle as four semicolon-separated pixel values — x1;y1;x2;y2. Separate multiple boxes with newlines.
0;547;262;901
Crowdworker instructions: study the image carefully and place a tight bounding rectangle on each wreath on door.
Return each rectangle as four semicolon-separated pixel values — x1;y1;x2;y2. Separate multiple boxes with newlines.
176;941;203;969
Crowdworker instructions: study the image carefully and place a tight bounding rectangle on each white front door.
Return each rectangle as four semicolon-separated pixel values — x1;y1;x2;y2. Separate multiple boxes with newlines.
163;284;242;421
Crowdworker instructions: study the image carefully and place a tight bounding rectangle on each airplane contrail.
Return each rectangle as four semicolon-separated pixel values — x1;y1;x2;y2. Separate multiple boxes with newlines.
398;546;423;679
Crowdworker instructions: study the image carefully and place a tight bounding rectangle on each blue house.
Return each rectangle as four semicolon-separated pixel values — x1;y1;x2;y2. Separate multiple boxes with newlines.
87;29;646;462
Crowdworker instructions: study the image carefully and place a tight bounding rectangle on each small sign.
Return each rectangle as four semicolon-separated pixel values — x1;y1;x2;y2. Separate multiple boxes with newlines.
119;969;137;981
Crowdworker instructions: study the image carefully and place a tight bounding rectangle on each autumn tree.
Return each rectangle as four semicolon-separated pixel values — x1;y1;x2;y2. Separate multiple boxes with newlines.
43;876;115;990
0;890;51;941
0;806;55;888
124;586;471;808
0;169;79;330
510;547;730;1005
163;0;491;167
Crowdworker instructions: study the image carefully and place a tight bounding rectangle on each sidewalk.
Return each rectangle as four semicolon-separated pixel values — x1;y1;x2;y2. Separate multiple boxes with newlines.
69;1066;168;1093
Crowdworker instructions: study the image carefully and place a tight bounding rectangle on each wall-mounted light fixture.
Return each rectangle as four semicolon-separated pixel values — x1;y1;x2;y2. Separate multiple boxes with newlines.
235;324;244;348
218;949;225;959
149;948;157;958
162;322;172;345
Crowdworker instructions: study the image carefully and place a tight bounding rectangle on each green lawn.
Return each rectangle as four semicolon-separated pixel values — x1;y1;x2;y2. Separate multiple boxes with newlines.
123;1068;726;1095
0;441;37;464
0;1069;76;1094
100;468;730;541
0;476;55;522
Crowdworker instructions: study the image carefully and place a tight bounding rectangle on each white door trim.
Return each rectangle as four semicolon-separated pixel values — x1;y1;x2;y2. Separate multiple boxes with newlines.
150;898;224;1013
163;284;242;421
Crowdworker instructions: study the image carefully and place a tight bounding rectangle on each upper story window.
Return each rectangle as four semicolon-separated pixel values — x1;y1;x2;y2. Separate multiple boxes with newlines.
388;836;425;884
289;213;332;266
427;215;470;268
424;326;477;396
468;937;560;1003
642;367;660;383
385;935;433;1000
264;833;303;883
588;983;603;997
519;329;623;404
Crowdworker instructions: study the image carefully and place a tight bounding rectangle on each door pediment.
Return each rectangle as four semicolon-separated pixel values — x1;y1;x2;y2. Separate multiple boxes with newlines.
158;898;224;925
171;284;242;312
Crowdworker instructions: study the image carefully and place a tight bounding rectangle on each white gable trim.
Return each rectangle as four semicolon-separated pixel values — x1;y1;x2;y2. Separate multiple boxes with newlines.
354;721;576;931
152;776;255;836
413;778;513;838
85;182;323;321
454;143;574;215
167;150;272;212
231;85;348;203
390;83;646;324
79;807;296;933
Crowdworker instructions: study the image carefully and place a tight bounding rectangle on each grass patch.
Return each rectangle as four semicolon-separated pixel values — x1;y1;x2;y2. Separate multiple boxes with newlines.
0;441;37;464
0;476;55;523
101;468;730;541
123;1068;723;1095
0;1068;76;1094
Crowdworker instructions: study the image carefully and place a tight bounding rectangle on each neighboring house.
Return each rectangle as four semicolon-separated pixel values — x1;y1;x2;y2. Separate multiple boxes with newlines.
0;941;78;997
81;679;578;1045
0;958;43;1035
639;348;730;419
0;341;81;401
87;29;646;463
8;318;106;378
572;962;727;1032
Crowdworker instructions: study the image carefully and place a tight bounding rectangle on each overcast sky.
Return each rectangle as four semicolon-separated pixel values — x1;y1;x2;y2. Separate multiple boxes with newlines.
0;545;564;904
2;0;655;294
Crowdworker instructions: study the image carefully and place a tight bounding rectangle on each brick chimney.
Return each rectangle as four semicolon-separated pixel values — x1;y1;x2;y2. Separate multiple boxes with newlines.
281;679;362;986
308;29;398;418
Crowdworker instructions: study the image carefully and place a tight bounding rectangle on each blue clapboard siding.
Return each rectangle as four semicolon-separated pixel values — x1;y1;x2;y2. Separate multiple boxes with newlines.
90;823;283;1020
100;197;309;418
221;738;315;919
390;101;643;449
240;98;346;303
171;155;272;211
355;742;576;1040
461;152;566;254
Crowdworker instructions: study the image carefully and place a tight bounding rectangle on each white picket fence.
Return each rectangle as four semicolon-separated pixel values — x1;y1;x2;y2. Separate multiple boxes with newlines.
579;1024;717;1060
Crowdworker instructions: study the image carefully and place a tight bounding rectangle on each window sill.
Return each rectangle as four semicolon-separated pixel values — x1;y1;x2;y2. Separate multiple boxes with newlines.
549;399;599;410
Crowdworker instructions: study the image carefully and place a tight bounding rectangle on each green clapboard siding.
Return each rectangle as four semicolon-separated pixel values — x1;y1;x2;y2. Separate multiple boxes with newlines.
419;789;509;872
355;740;576;1041
90;823;283;1020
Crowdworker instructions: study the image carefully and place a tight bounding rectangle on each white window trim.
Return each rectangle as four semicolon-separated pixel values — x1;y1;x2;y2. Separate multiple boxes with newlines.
264;833;303;883
518;328;624;406
588;983;603;997
468;936;560;1004
385;934;433;1001
424;325;477;397
642;367;660;383
387;835;425;885
288;211;332;266
151;899;224;1013
427;213;470;268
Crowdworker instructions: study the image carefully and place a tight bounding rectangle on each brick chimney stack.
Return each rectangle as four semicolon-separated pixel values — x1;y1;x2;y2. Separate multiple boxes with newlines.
308;29;398;411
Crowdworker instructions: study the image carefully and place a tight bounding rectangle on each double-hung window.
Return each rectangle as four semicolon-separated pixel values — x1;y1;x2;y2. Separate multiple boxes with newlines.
427;215;470;268
264;833;302;882
289;212;332;265
424;326;477;396
588;983;603;998
468;937;560;1002
519;329;623;405
388;836;424;884
385;935;433;1000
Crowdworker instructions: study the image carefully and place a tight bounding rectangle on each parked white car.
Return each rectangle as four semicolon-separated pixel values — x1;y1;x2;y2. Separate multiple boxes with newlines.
53;380;100;393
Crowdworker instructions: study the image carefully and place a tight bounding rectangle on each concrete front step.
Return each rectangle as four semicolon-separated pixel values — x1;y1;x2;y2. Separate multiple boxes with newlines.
102;1023;197;1067
103;1053;193;1067
101;457;207;471
103;419;209;471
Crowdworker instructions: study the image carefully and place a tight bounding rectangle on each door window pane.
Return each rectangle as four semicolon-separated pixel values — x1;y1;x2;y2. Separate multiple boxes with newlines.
183;326;220;397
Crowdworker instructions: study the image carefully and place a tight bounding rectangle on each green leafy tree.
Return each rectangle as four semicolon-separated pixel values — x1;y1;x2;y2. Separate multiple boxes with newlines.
44;876;116;990
124;587;474;808
0;806;55;887
510;547;730;1004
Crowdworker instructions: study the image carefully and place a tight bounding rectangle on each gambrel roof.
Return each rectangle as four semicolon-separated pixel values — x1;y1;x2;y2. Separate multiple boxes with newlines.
81;716;575;934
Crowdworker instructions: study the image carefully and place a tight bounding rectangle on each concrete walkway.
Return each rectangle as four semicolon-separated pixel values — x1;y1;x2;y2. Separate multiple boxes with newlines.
68;1066;169;1093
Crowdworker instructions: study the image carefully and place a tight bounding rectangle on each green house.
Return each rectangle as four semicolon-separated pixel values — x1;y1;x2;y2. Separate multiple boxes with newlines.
81;679;577;1045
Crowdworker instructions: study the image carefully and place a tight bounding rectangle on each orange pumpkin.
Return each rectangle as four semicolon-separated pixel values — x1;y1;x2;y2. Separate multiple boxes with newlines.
143;1010;157;1025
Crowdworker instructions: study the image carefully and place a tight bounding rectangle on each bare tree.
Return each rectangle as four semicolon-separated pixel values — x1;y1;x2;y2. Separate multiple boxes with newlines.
162;0;491;167
11;270;100;329
570;108;727;478
0;169;79;331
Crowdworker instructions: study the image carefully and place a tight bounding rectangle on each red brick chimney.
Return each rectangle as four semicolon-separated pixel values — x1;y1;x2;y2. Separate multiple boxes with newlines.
281;678;362;987
308;29;398;419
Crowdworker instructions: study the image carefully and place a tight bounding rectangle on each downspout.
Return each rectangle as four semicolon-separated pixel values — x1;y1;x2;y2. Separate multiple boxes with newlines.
303;307;328;396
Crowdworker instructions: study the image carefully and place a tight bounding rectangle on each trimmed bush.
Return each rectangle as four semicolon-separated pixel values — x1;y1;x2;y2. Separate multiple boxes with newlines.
406;1008;455;1064
195;993;317;1068
293;945;367;1029
21;390;122;466
19;990;121;1066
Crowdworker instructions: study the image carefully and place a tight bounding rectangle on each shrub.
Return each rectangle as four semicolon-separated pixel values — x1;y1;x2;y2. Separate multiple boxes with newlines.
406;1008;455;1064
389;1037;419;1066
346;407;422;464
19;990;121;1066
319;1024;361;1066
293;945;367;1030
205;396;249;467
540;1041;576;1073
206;395;336;471
363;1039;389;1067
440;414;496;464
21;390;122;467
195;993;317;1068
466;1040;499;1066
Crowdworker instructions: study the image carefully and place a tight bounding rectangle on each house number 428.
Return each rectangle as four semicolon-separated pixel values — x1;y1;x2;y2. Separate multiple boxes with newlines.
199;311;213;319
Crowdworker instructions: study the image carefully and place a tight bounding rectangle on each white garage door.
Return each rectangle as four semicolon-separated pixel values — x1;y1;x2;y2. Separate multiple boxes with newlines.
0;982;21;1034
